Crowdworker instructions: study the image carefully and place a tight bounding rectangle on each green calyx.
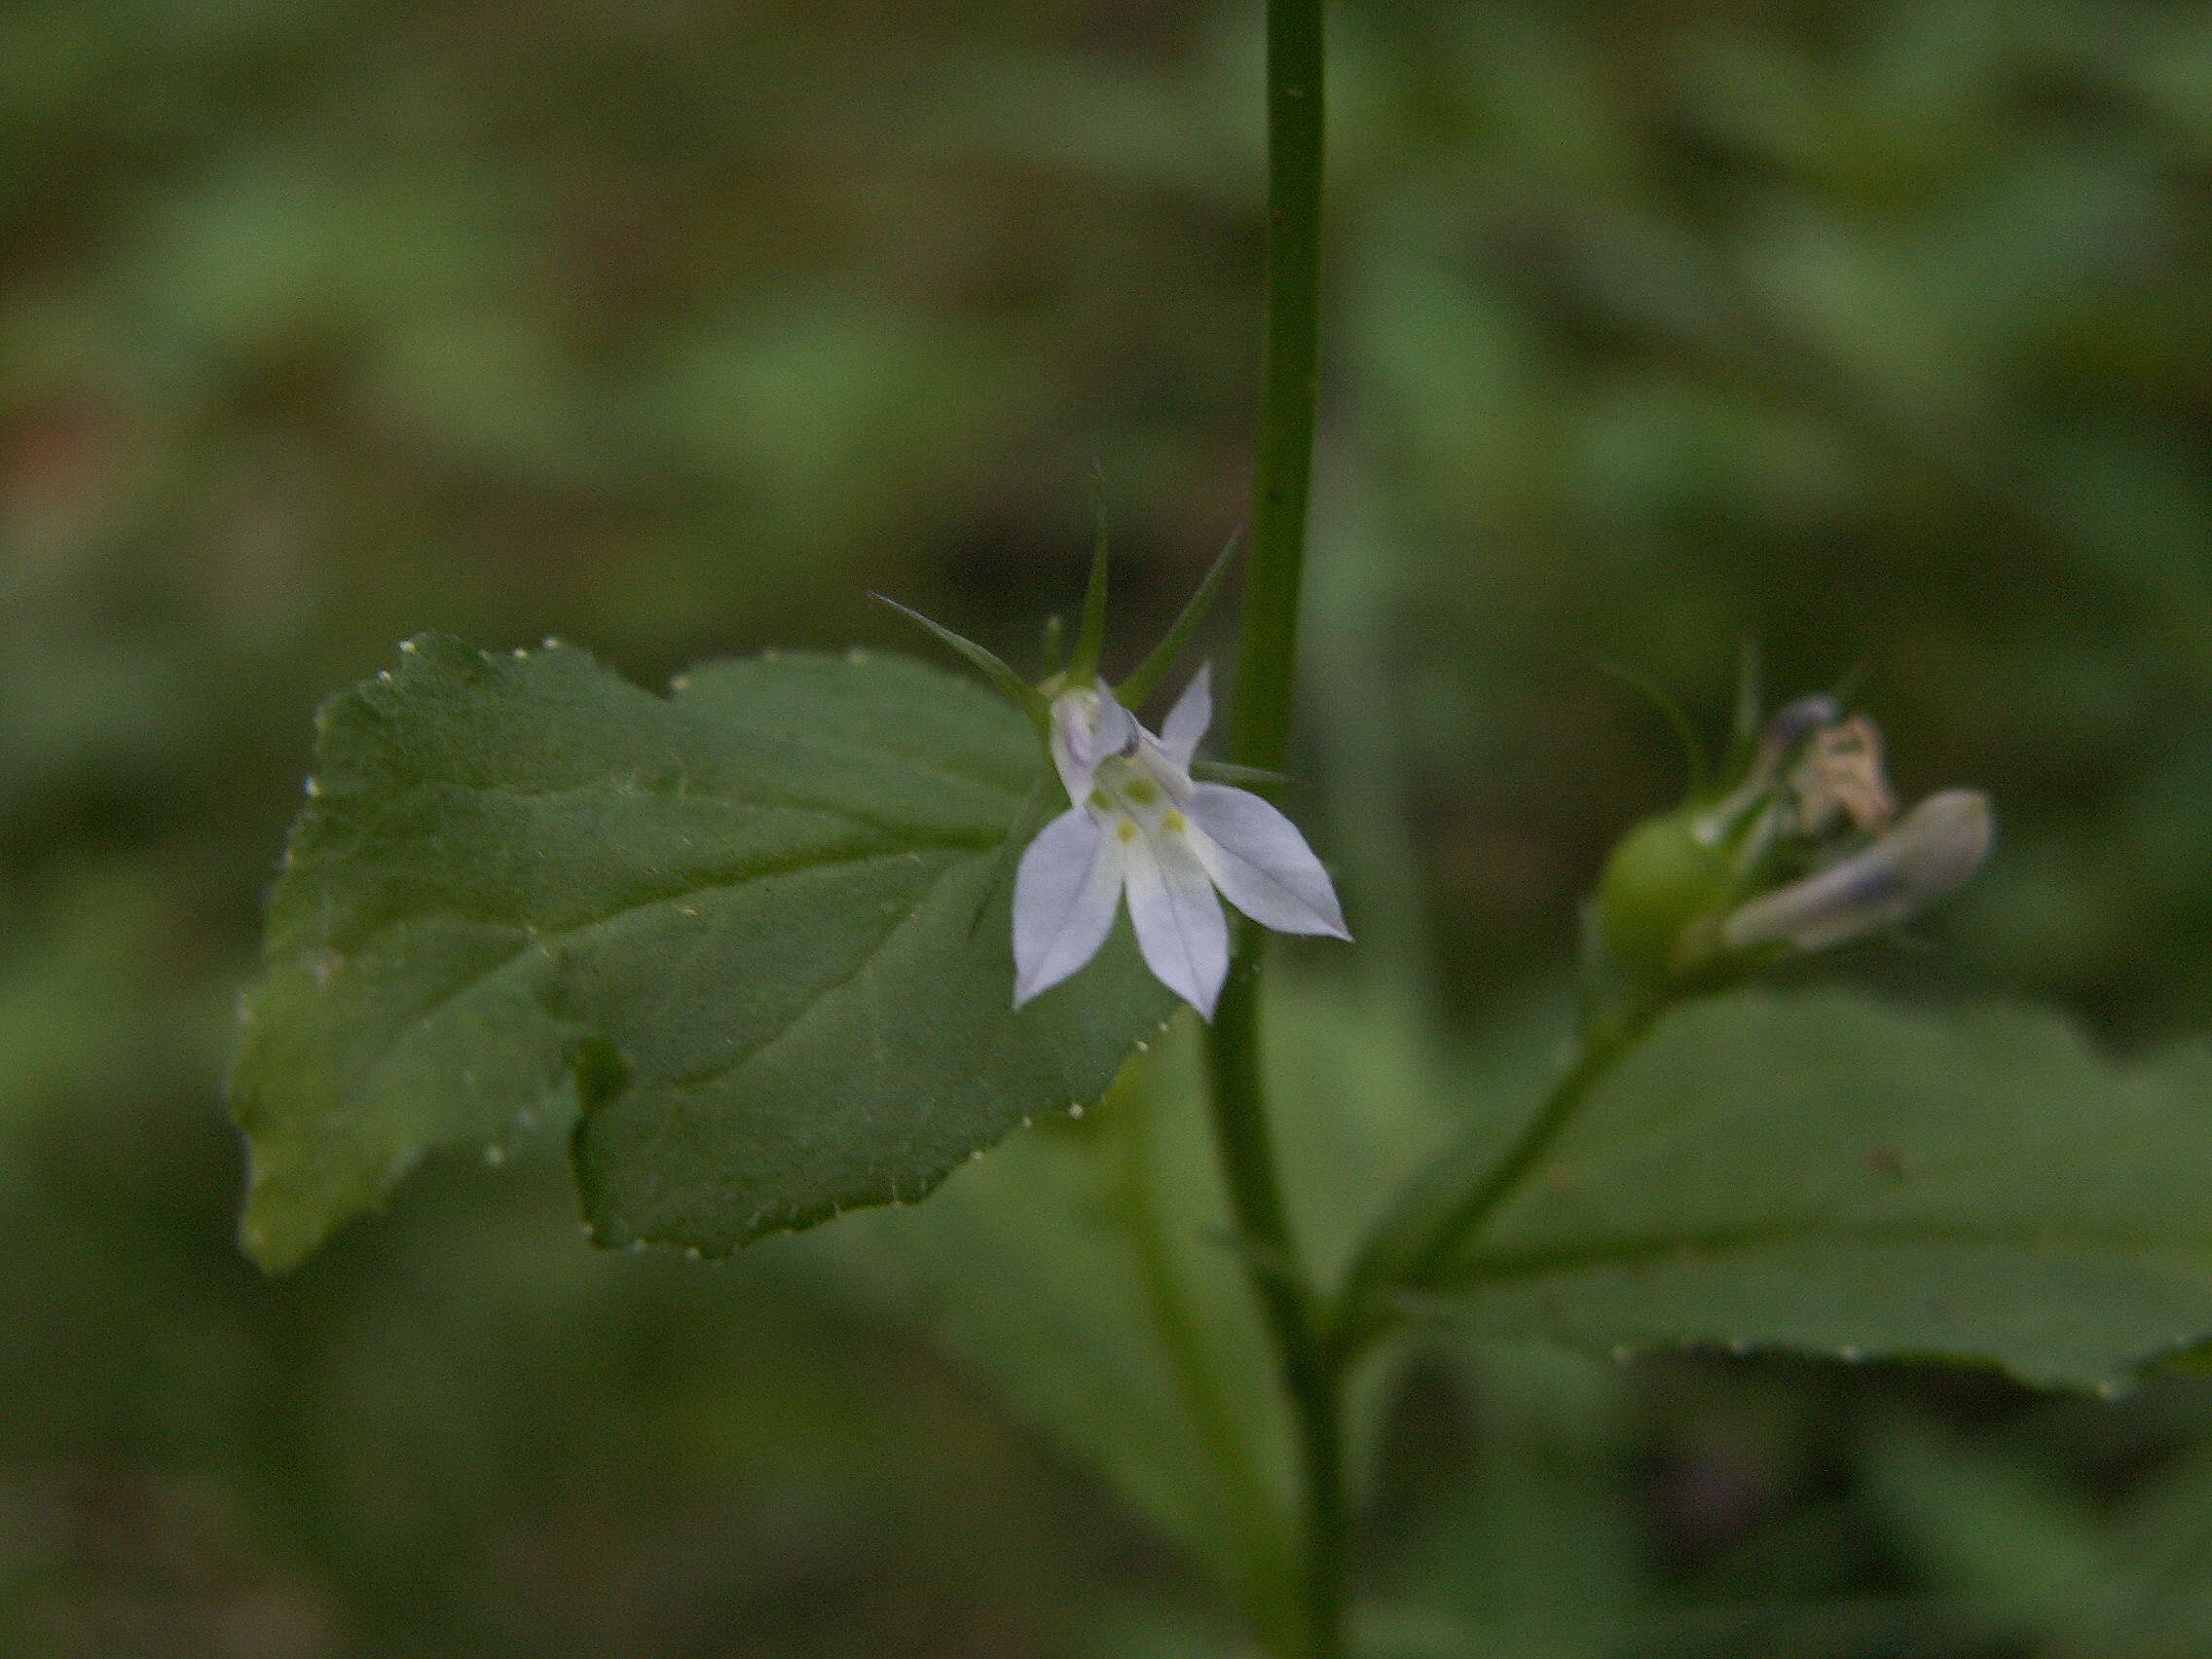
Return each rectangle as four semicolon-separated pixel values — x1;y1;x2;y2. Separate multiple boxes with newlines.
1588;679;1846;1003
1591;801;1745;994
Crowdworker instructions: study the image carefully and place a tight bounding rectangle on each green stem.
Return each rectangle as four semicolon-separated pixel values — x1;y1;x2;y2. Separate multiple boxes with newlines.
1229;0;1327;778
1205;951;1346;1659
1202;2;1339;1653
1341;1001;1658;1345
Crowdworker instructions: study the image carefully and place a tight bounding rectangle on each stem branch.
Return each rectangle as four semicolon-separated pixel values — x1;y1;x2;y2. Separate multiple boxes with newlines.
1342;1002;1658;1345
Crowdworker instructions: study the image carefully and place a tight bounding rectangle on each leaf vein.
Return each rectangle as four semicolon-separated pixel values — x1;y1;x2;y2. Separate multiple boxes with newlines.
355;843;976;1099
447;775;1016;848
1446;1219;2212;1289
658;860;951;1094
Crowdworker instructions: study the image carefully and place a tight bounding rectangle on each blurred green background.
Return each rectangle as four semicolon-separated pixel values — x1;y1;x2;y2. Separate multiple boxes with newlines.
9;0;2212;1652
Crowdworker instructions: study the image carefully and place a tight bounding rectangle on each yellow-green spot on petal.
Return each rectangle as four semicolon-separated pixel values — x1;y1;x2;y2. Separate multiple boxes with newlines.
1116;818;1138;843
1162;810;1188;833
1124;777;1161;807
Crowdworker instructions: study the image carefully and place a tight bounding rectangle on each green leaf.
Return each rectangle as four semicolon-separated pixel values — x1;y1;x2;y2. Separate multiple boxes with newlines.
231;633;1174;1271
1413;990;2212;1390
830;1042;1302;1643
1400;1342;1641;1654
1859;1417;2106;1620
825;971;1463;1646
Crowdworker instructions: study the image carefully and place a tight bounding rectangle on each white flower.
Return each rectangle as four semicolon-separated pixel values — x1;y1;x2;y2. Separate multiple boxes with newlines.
1012;665;1349;1017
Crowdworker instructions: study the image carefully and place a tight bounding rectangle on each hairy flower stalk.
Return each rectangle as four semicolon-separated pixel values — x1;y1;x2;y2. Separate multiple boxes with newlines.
1014;665;1349;1016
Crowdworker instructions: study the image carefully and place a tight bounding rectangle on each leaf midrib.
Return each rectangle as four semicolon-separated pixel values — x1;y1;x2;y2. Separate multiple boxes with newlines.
344;841;983;1107
1441;1219;2212;1292
349;765;1019;854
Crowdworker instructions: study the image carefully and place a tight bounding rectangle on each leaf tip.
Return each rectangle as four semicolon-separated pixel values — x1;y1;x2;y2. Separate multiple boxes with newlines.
235;1186;321;1276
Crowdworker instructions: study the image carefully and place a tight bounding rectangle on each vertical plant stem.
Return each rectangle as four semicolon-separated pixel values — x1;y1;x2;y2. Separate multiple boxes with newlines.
1204;0;1343;1652
1230;0;1327;779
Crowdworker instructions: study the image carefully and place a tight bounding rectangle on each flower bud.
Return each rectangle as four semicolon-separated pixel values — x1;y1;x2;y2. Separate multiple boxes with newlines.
1721;789;1994;953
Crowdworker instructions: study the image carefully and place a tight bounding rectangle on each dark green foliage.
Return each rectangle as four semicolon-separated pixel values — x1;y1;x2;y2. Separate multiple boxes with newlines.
1425;992;2212;1390
234;638;1172;1268
12;0;2212;1650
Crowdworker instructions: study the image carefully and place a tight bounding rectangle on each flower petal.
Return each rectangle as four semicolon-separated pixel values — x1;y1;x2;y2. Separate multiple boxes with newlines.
1050;697;1097;802
1123;822;1229;1018
1013;807;1126;1006
1185;784;1350;939
1722;788;1993;952
1050;688;1141;804
1094;691;1141;757
1160;663;1212;768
